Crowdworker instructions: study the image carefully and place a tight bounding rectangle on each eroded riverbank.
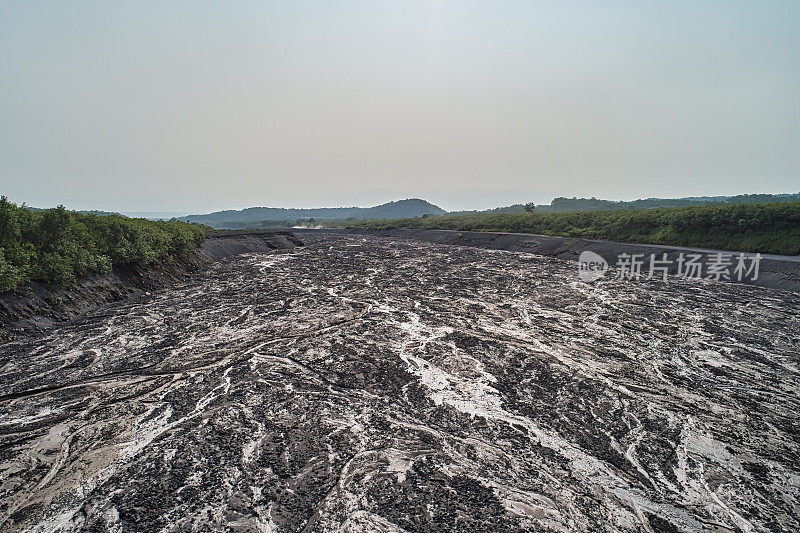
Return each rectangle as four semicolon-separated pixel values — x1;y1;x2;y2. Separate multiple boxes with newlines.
0;230;302;337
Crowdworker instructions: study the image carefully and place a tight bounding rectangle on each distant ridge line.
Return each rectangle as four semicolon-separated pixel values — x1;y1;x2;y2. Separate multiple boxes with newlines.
180;198;446;228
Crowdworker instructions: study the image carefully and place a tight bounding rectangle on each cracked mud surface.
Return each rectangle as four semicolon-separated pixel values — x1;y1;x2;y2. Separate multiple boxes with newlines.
1;233;798;532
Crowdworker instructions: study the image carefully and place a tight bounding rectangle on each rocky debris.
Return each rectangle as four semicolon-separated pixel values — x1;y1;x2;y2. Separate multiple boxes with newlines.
0;232;797;532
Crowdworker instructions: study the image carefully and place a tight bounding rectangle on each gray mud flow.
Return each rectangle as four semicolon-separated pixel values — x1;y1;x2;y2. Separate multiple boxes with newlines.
0;233;798;532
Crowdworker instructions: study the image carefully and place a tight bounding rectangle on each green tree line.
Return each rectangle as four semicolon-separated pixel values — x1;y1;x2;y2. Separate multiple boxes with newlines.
330;201;800;255
0;197;208;292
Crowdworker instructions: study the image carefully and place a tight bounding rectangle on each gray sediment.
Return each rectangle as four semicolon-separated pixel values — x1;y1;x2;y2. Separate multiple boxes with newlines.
295;228;800;292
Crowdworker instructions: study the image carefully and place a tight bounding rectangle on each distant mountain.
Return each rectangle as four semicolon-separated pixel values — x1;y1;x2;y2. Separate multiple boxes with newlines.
26;206;122;216
447;204;529;216
532;193;800;212
122;211;190;220
182;198;446;228
76;209;123;216
463;192;800;215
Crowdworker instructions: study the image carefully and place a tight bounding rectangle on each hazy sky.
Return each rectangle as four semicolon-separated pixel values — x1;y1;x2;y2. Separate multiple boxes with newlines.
1;1;799;213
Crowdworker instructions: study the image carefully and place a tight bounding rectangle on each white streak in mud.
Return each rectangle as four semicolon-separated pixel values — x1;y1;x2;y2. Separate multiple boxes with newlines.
256;254;294;270
49;368;236;531
674;417;754;532
393;309;707;531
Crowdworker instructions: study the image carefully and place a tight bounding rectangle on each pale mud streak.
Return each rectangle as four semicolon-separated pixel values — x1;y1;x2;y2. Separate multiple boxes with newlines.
0;233;798;532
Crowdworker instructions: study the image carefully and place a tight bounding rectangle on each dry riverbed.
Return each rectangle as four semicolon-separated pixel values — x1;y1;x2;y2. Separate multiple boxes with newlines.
0;232;798;532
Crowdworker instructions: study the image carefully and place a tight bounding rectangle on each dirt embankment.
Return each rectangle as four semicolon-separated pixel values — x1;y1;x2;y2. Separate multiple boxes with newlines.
201;230;303;260
0;230;303;336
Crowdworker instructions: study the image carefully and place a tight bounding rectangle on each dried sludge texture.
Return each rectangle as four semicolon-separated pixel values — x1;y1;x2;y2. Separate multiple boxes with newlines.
0;233;797;532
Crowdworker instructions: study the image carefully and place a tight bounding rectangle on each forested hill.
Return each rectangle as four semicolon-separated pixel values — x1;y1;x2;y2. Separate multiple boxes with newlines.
180;199;445;228
449;193;800;216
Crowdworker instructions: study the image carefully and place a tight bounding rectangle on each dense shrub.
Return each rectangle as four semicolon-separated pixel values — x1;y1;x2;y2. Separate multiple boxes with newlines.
331;201;800;255
0;197;208;291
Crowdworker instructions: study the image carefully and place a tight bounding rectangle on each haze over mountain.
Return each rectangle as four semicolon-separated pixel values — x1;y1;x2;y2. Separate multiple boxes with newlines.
181;199;445;228
178;193;800;229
